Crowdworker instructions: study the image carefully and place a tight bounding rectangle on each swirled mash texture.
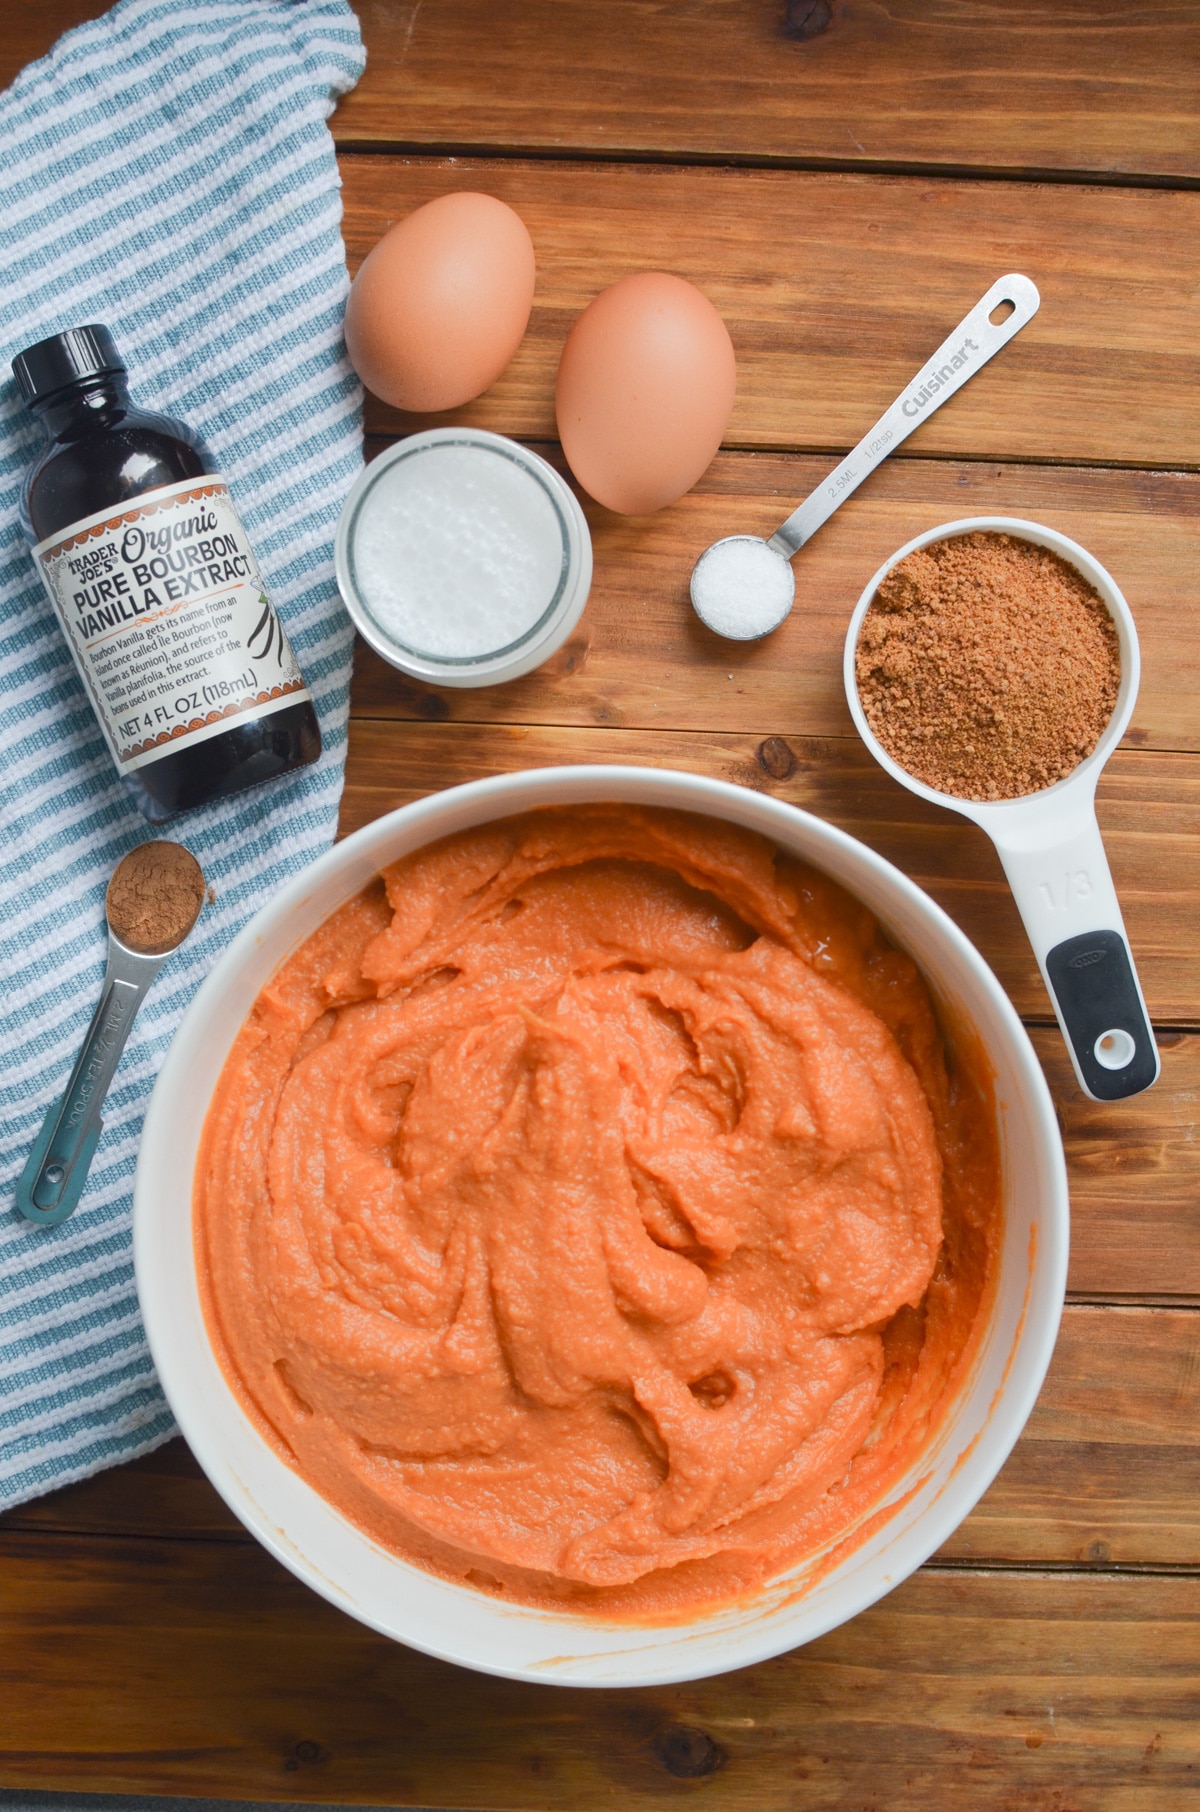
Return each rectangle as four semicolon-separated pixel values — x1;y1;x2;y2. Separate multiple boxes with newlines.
197;807;999;1616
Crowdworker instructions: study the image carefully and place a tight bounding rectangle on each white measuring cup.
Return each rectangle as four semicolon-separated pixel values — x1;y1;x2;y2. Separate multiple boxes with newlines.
844;516;1159;1102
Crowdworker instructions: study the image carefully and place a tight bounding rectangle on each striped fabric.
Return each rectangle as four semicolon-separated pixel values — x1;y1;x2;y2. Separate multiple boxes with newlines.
0;0;365;1506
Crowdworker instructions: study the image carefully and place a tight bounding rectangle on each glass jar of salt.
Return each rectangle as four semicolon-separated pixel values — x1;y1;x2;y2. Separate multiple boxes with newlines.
335;429;592;686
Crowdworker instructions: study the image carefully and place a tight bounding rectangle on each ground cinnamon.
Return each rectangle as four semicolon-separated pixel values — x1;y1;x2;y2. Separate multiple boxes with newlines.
106;840;205;954
855;531;1120;801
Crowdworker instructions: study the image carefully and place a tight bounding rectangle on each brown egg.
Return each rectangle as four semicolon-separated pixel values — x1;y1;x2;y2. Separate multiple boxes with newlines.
555;272;736;514
345;191;536;411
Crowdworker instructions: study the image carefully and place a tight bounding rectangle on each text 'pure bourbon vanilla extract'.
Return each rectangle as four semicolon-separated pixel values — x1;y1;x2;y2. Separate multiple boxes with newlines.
14;324;321;821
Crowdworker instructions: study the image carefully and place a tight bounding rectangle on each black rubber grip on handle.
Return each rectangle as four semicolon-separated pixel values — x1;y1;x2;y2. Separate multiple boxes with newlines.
1045;929;1158;1101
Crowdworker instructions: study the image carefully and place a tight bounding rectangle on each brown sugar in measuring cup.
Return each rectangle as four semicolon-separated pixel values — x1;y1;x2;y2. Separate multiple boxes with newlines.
844;516;1158;1104
855;533;1120;802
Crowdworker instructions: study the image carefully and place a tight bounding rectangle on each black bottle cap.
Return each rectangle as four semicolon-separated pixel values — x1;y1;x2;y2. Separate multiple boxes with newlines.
12;325;125;407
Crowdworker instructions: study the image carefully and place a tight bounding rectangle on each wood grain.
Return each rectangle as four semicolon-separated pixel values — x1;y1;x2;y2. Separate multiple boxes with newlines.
8;1307;1200;1572
12;4;1200;187
334;0;1200;184
351;447;1200;754
338;720;1200;1026
344;157;1200;472
1036;1030;1200;1297
0;1439;244;1544
0;0;106;91
1;1534;1196;1807
940;1306;1200;1567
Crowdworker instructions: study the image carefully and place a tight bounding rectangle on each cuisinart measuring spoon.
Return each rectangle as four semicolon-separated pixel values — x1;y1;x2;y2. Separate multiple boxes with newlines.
845;517;1158;1103
690;274;1040;640
16;842;205;1228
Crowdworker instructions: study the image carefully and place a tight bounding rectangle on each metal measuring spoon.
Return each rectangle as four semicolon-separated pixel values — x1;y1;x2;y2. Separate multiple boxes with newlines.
844;516;1158;1103
15;842;205;1229
690;274;1041;639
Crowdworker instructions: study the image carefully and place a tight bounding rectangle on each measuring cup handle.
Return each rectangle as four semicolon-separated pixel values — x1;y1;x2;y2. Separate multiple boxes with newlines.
992;808;1158;1101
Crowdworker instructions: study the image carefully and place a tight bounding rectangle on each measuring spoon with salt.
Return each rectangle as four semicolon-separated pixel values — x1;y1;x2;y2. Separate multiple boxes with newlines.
845;515;1158;1103
690;274;1040;639
16;842;205;1228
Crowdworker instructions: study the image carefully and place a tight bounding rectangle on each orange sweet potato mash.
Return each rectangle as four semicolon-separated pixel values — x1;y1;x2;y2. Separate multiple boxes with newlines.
196;806;1000;1617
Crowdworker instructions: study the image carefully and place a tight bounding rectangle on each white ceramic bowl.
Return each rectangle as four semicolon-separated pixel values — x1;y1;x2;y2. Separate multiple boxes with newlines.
134;766;1068;1688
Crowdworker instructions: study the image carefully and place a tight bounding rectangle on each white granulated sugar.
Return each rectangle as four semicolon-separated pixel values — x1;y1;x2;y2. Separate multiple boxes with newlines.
353;443;566;660
690;536;795;641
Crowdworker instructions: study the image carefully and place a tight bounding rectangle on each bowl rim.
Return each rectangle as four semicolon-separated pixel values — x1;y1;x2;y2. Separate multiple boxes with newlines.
134;764;1068;1686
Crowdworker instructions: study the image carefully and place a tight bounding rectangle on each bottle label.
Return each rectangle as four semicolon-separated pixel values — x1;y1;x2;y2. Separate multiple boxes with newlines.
33;475;311;776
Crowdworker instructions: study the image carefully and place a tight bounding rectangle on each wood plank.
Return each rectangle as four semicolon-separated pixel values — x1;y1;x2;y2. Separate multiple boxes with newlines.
333;0;1200;185
9;1307;1200;1573
344;158;1200;471
0;1;106;91
0;1438;244;1544
337;720;1200;1027
0;1536;1195;1807
350;448;1200;754
1036;1030;1200;1298
939;1306;1200;1568
12;3;1200;188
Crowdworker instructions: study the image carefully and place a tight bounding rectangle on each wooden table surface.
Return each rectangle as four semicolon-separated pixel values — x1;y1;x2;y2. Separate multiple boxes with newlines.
5;4;1200;1808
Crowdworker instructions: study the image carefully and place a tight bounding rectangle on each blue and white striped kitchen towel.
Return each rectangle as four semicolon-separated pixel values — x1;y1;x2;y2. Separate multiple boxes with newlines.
0;0;365;1506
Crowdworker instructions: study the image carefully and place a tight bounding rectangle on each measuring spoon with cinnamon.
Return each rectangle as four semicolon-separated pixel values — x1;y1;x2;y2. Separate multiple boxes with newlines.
16;841;205;1228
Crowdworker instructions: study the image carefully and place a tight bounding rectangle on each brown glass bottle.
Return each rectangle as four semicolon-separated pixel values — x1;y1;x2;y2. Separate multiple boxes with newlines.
15;324;320;822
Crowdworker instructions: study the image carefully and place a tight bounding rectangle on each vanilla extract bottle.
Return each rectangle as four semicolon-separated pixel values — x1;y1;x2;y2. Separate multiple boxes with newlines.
15;324;320;821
